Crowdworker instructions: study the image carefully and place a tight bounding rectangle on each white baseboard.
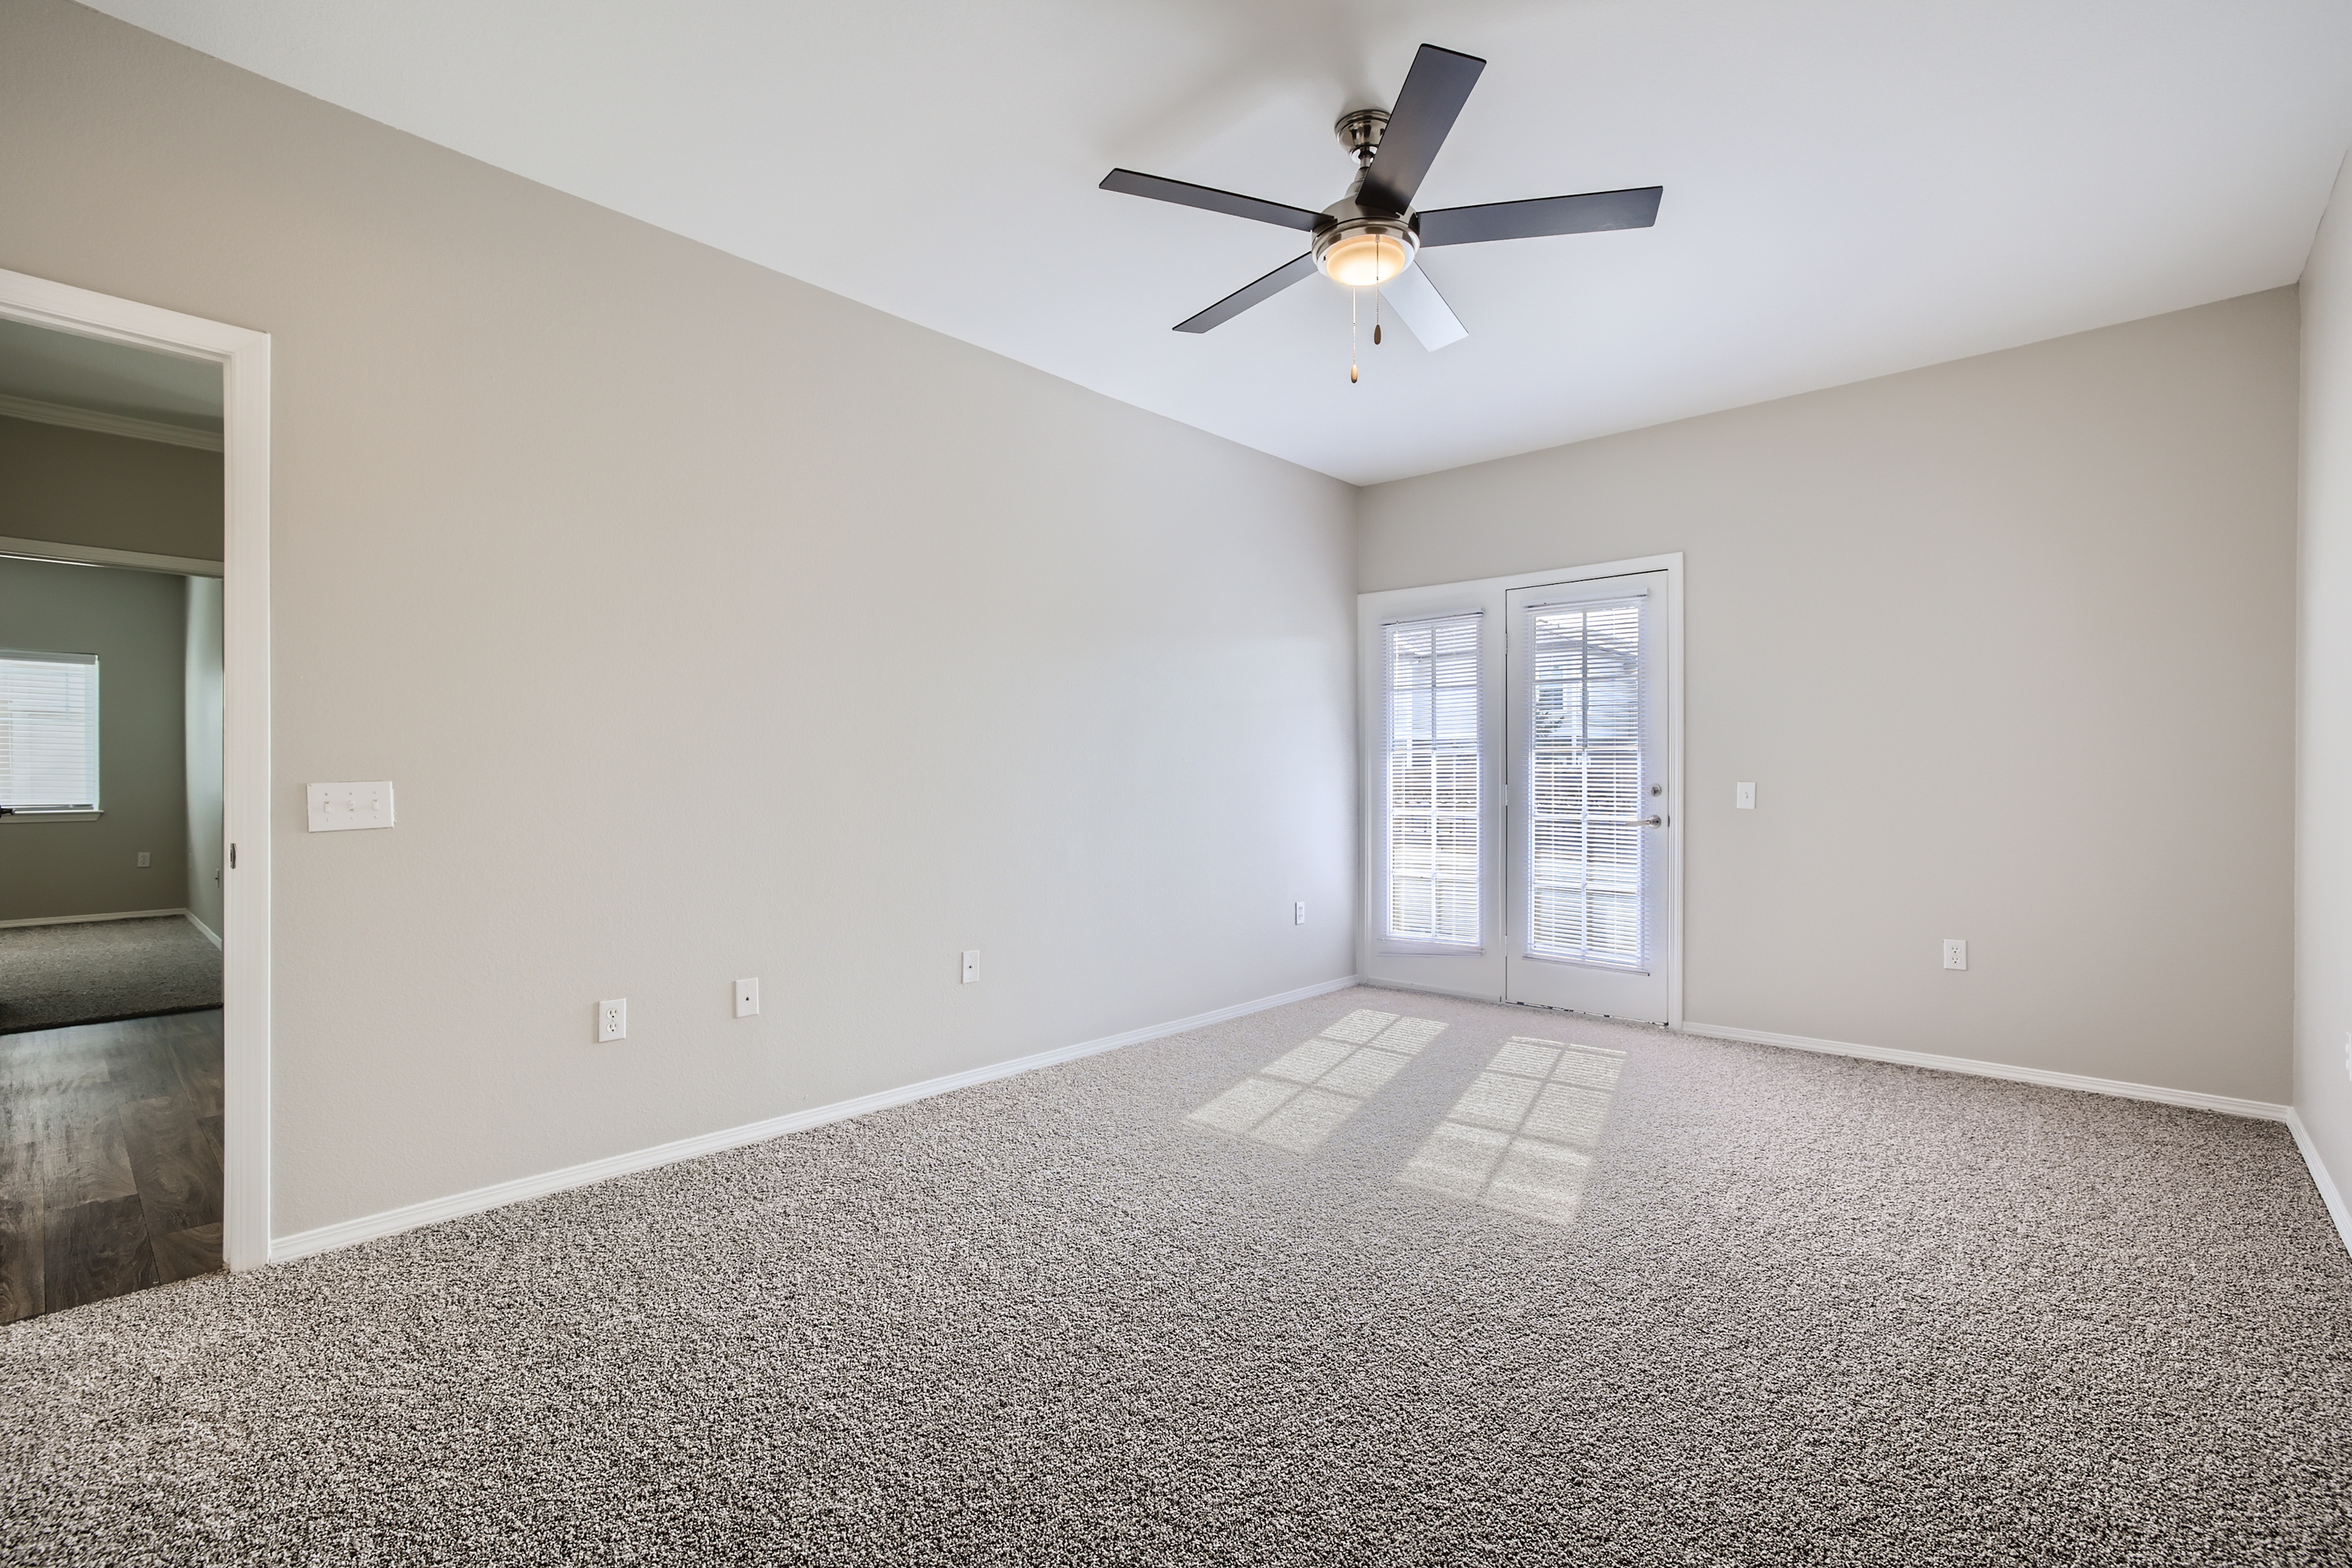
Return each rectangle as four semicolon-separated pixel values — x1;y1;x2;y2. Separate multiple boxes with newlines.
0;906;189;930
1681;1020;2291;1120
183;910;222;949
270;973;1364;1265
2284;1109;2352;1259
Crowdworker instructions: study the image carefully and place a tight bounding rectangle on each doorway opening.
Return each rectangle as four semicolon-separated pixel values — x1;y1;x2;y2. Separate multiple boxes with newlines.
0;269;270;1315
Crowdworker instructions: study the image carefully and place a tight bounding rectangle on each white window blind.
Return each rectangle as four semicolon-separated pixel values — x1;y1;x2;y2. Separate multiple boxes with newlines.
1384;613;1480;947
1525;597;1643;968
0;651;100;813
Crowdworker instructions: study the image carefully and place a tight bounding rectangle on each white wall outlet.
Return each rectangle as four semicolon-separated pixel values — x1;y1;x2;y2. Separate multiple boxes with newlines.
1735;782;1756;810
734;977;759;1018
598;998;627;1041
136;851;150;867
961;949;979;984
307;781;395;832
1294;902;1307;925
1942;939;1968;972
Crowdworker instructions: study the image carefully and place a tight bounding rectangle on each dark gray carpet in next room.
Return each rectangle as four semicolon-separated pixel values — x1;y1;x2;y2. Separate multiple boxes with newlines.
2;986;2347;1565
0;917;222;1035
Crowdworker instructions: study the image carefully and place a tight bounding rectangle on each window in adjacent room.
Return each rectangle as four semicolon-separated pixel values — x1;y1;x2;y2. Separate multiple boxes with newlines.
0;650;101;813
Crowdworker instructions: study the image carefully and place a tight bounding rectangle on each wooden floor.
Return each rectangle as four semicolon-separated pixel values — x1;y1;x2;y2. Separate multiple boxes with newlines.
0;1009;223;1324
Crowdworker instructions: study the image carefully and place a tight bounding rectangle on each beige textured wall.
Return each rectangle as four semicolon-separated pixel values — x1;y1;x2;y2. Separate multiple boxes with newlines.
0;0;1357;1236
0;413;222;560
0;555;189;920
1360;290;2298;1103
2296;162;2352;1207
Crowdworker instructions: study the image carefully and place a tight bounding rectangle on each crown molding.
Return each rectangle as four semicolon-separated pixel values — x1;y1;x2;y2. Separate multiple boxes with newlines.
0;533;222;578
0;390;222;451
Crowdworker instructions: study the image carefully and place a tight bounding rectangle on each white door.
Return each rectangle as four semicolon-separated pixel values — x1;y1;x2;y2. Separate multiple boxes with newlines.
1360;606;1505;999
1502;573;1672;1022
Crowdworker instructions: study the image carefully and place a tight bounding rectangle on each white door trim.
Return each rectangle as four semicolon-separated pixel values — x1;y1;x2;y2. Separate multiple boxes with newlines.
0;267;272;1273
1358;552;1685;1026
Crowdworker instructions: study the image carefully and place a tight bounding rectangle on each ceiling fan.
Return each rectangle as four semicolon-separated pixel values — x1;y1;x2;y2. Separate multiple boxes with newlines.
1101;43;1661;352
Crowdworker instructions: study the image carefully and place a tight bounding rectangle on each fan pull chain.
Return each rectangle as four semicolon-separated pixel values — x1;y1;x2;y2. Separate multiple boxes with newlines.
1350;284;1359;384
1374;237;1384;346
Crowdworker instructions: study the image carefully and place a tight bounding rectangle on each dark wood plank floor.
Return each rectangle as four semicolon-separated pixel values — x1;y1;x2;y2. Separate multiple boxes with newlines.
0;1009;223;1324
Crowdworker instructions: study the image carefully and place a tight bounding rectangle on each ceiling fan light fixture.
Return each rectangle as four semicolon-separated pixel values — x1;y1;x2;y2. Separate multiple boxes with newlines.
1316;218;1416;287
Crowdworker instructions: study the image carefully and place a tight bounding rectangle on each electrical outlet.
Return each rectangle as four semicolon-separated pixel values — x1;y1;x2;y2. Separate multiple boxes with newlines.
1735;782;1755;810
1942;939;1968;972
1294;902;1307;925
961;950;979;984
734;977;759;1018
136;851;151;867
598;998;627;1041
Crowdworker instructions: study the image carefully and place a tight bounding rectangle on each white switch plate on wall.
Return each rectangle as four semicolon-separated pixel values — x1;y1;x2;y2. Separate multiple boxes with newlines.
598;998;627;1041
308;781;395;832
1942;939;1968;971
734;978;759;1018
961;950;979;984
1735;782;1756;809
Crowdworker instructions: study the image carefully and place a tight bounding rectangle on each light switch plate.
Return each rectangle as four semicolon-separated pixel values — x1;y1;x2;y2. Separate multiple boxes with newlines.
308;781;395;832
734;977;759;1018
1735;782;1756;809
961;950;979;984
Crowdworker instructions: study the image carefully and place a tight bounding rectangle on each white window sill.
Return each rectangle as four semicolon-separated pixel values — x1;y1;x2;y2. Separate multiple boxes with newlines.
0;810;103;823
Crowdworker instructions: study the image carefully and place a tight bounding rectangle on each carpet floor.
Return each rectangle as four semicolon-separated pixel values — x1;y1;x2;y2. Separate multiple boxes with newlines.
1;986;2346;1565
0;917;223;1036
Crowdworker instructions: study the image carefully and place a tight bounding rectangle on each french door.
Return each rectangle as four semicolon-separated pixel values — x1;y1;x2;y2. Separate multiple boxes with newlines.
1360;561;1678;1025
1501;574;1670;1019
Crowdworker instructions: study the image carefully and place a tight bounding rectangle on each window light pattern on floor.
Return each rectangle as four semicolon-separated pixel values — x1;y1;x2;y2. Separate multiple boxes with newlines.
1186;1008;1446;1154
1399;1036;1625;1224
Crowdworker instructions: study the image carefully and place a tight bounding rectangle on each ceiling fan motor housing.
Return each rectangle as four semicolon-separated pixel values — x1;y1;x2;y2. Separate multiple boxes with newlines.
1316;110;1418;285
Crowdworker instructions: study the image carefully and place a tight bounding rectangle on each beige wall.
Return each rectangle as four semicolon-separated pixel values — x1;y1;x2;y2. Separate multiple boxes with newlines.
0;0;1357;1236
0;555;189;920
0;412;222;561
2296;162;2352;1206
1361;290;2298;1103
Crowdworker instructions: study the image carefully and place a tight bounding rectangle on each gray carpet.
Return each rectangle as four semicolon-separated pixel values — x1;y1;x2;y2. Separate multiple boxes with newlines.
1;986;2347;1565
0;917;223;1035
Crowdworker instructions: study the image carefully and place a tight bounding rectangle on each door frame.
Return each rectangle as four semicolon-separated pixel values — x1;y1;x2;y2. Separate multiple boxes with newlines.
1358;552;1685;1026
0;267;272;1271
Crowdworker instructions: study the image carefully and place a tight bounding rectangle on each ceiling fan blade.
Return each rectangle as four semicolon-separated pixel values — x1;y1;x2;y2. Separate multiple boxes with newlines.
1417;186;1664;247
1101;169;1322;232
1358;44;1486;214
1173;253;1319;333
1381;263;1467;350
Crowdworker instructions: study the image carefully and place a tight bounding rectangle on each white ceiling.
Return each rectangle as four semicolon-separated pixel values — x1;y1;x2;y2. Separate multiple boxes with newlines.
81;0;2352;484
